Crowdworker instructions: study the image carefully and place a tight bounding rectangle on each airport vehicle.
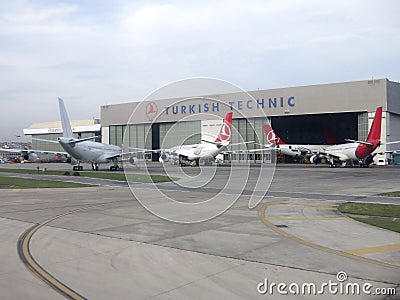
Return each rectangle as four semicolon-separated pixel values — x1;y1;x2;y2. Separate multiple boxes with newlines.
157;112;233;166
36;98;130;171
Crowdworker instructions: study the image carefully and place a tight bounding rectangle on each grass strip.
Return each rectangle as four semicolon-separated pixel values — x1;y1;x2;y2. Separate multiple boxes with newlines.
0;168;175;183
353;217;400;233
338;202;400;218
377;191;400;197
0;176;93;189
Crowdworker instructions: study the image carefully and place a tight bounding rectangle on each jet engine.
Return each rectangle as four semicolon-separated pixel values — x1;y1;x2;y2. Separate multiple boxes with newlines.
159;151;170;163
66;157;78;165
23;153;39;162
129;156;137;165
310;154;321;164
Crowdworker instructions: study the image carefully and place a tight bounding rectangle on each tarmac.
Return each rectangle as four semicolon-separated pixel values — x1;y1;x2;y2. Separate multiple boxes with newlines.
0;162;399;299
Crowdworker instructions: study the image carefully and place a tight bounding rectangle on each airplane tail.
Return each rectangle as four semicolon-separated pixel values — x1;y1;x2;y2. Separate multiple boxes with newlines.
366;107;382;142
263;124;286;145
323;127;340;145
214;112;233;143
58;98;74;138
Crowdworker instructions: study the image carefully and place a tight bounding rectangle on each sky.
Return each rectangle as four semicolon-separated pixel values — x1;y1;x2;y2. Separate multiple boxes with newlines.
0;0;399;141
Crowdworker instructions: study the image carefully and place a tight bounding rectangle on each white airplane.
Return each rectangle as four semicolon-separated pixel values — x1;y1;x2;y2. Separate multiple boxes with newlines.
0;147;40;163
162;112;233;166
36;98;130;171
262;123;328;159
264;107;398;167
135;112;235;166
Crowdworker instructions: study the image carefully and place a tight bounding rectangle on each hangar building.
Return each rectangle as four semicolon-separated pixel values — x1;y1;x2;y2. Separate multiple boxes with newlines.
103;79;400;164
24;119;101;153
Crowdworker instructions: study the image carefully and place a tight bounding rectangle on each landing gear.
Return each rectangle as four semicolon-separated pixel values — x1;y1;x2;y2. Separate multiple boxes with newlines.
91;163;99;171
359;155;373;168
110;165;120;171
359;163;370;168
110;158;120;171
73;165;83;171
179;155;187;167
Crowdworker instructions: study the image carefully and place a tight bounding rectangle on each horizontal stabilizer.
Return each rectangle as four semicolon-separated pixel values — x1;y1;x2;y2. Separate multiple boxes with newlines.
202;139;220;145
58;136;99;145
70;136;98;143
345;138;373;146
380;150;400;154
32;137;59;144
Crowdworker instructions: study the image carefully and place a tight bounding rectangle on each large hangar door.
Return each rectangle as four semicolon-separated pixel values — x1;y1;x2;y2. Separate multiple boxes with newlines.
151;123;160;162
271;112;359;145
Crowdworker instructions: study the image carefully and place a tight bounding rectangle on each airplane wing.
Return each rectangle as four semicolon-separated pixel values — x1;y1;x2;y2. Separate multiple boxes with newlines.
311;150;347;161
229;141;255;147
344;139;373;146
104;153;121;160
378;150;400;155
295;146;314;155
385;141;400;145
239;148;275;153
128;147;162;153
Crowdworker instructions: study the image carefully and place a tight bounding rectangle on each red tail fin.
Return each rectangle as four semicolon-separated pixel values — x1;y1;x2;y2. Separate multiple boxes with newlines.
215;112;233;143
323;127;340;145
263;124;286;144
366;107;382;142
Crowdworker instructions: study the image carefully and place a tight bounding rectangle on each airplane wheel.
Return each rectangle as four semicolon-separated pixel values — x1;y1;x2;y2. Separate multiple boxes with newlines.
73;166;76;171
110;166;114;171
115;166;119;171
95;166;99;171
79;166;83;171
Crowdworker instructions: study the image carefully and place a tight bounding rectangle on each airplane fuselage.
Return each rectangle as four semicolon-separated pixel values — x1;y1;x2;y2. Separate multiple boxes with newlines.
59;139;121;164
161;142;225;163
323;141;380;162
277;144;326;157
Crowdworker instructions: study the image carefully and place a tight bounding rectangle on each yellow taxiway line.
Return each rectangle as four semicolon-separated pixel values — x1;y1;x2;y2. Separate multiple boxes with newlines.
258;201;400;270
265;217;348;221
18;210;88;300
17;199;131;299
344;244;400;255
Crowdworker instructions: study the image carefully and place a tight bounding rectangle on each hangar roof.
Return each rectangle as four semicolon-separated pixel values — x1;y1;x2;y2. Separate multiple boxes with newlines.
23;119;101;135
101;78;399;126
